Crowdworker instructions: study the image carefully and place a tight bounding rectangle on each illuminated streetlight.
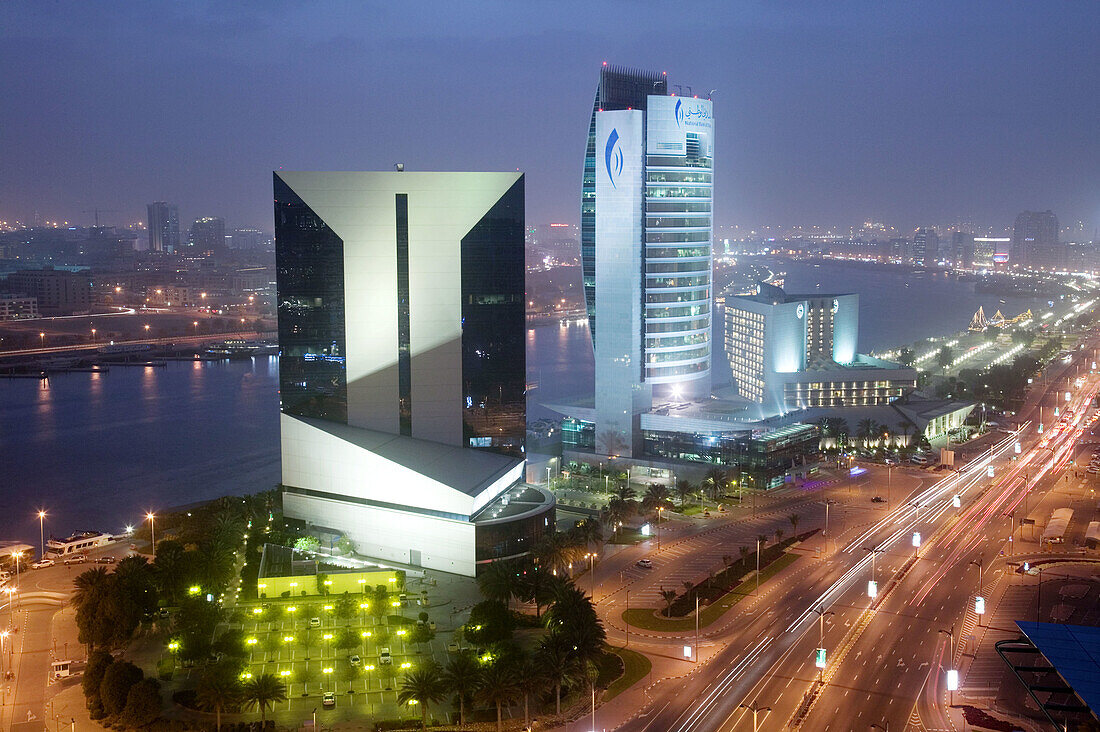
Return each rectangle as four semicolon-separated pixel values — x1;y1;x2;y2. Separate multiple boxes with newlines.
146;512;156;557
37;510;47;560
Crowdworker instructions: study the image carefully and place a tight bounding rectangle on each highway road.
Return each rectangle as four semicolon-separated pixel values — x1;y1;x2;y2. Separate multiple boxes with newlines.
601;337;1100;732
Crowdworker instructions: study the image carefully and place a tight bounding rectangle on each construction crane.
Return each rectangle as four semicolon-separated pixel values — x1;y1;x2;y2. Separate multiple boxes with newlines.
81;208;119;227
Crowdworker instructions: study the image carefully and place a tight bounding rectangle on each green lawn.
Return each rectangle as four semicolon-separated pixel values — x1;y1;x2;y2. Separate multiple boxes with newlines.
603;647;652;701
622;552;801;632
608;528;646;545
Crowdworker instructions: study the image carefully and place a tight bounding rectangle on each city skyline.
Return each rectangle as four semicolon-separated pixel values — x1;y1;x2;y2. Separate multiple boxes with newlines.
1;1;1098;234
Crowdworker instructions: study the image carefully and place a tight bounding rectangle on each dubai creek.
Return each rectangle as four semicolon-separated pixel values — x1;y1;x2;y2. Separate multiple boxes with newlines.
0;259;1053;541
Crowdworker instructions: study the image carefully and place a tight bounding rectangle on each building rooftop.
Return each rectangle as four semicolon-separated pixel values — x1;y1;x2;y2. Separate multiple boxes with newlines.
1014;621;1100;718
296;416;523;498
736;281;853;305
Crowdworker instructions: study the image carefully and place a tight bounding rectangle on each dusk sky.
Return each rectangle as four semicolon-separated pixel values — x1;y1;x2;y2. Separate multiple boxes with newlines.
1;1;1097;234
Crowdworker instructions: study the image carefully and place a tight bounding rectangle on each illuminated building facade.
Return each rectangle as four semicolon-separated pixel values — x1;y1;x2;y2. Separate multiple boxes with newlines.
583;66;715;456
724;284;915;414
274;171;552;576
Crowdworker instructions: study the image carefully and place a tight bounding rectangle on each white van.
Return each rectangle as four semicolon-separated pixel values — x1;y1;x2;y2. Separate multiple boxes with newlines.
910;455;928;465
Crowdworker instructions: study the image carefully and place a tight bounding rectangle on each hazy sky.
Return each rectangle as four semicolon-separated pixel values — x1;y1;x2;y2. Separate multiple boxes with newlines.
1;1;1097;234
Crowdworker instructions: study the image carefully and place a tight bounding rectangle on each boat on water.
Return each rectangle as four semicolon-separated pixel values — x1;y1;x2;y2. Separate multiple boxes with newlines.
205;339;279;359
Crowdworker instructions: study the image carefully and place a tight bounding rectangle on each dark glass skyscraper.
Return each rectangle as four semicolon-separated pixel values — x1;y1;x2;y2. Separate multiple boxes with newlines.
274;175;347;423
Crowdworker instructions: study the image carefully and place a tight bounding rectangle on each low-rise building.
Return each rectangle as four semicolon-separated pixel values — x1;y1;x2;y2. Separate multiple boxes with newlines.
3;267;92;316
0;294;38;320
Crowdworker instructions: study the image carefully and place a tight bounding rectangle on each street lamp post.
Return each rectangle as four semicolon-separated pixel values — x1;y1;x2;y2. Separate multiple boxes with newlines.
755;537;761;595
656;506;664;552
863;546;884;601
146;512;157;557
970;557;984;626
37;510;47;560
738;701;771;732
939;627;956;706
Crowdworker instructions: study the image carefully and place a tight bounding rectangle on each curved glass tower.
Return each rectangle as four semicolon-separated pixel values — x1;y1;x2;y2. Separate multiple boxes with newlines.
585;67;715;456
642;95;713;395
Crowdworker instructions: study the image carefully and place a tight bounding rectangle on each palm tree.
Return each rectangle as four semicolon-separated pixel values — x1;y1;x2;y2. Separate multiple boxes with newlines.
937;346;954;374
642;483;672;518
613;483;636;502
241;673;287;725
477;661;520;732
738;545;750;565
703;467;727;502
537;636;577;714
856;418;876;446
71;566;112;613
788;513;800;535
659;587;677;617
603;497;632;538
775;528;784;543
578;517;603;550
477;561;519;608
195;671;241;731
829;417;851;447
533;532;579;575
674;479;695;508
397;662;446;730
514;654;545;727
441;652;481;727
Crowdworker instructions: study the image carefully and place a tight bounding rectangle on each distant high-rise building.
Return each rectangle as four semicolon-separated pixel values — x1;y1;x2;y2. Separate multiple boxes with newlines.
972;237;1009;268
950;231;975;268
912;228;939;265
1012;210;1061;270
188;216;226;256
888;238;909;260
146;202;180;253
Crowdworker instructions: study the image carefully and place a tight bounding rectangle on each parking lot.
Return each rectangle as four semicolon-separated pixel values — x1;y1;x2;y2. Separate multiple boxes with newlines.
181;594;465;718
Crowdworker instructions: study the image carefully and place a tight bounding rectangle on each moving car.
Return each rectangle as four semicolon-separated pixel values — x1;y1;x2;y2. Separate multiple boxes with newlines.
309;617;321;628
349;655;361;667
95;556;115;564
871;496;887;503
379;648;392;665
64;555;86;565
447;640;460;653
30;559;55;569
322;691;336;708
636;558;653;568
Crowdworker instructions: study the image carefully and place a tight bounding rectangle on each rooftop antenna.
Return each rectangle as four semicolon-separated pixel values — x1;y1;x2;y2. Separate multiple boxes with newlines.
394;163;404;172
708;89;717;99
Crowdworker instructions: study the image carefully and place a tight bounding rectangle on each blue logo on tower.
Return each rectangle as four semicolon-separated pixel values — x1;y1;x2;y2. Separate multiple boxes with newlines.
604;128;623;188
674;98;684;127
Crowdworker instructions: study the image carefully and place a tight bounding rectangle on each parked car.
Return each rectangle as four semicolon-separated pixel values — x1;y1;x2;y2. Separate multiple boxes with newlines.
349;655;361;667
322;691;336;708
429;621;437;631
379;648;392;665
30;559;55;569
447;639;460;653
95;556;115;564
636;558;653;568
64;555;86;565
